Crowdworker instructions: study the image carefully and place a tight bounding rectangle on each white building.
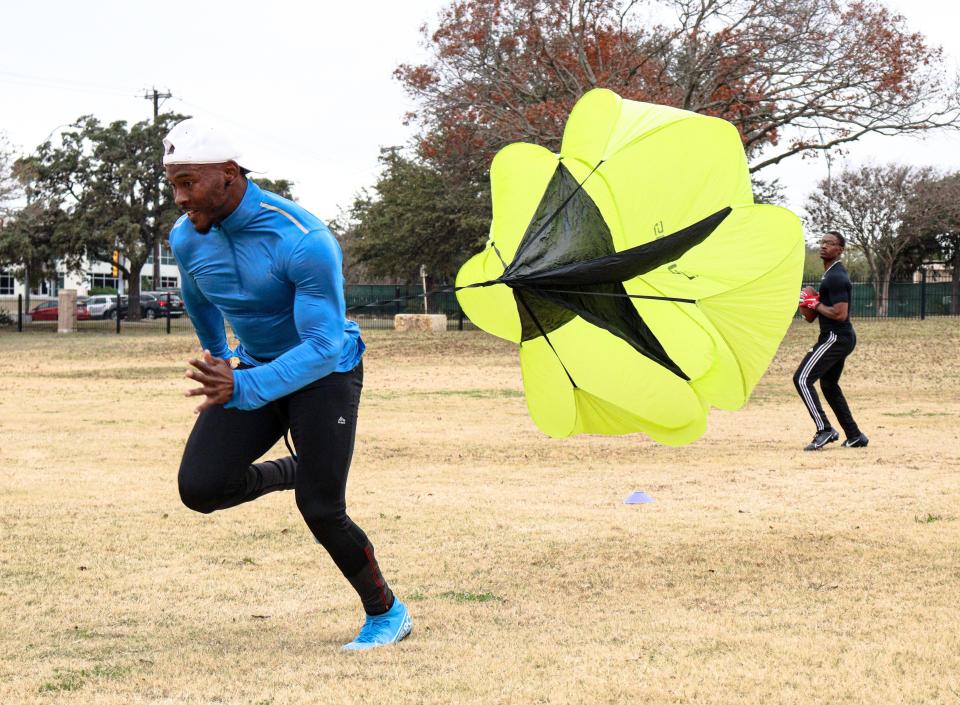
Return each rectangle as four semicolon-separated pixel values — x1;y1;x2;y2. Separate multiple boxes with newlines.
0;243;180;311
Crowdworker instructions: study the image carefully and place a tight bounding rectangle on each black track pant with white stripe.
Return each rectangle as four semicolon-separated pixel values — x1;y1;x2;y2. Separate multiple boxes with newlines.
793;331;862;438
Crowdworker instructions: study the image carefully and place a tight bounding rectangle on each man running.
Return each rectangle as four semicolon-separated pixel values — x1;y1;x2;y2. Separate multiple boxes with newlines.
163;118;411;650
794;231;869;451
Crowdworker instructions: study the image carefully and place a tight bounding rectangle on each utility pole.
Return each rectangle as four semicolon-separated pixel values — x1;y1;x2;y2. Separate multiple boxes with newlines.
144;87;172;289
145;87;172;122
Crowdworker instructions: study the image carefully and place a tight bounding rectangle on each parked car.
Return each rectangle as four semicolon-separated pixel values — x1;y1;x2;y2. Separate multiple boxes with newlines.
103;296;128;320
102;293;185;320
142;291;185;319
30;300;92;321
85;294;118;319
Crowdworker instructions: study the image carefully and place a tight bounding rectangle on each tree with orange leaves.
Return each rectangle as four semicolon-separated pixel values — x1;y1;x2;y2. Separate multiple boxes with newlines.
397;0;960;178
342;0;960;281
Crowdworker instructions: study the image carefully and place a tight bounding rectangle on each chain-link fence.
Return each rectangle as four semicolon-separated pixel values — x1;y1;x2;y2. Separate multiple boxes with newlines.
0;285;475;334
2;279;956;335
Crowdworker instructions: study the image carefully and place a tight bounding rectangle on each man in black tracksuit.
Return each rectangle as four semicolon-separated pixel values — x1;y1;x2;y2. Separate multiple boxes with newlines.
794;231;869;451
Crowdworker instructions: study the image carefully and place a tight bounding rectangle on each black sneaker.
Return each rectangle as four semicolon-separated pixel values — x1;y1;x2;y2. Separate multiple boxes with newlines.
804;428;839;451
842;433;869;448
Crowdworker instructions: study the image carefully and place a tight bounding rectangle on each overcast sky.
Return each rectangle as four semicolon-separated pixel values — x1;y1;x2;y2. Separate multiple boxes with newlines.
2;0;958;223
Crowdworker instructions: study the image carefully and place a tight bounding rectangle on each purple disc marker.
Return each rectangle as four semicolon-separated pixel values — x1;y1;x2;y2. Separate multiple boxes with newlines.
624;491;654;504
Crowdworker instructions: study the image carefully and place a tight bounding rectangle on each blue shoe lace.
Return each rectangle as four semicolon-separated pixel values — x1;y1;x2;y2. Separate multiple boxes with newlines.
353;615;392;644
343;601;411;649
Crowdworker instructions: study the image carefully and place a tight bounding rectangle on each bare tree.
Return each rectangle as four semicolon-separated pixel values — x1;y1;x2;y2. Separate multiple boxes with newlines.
806;163;932;316
398;0;960;177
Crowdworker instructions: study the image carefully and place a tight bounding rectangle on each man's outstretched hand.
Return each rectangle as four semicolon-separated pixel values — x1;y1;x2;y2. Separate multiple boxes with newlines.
185;349;234;414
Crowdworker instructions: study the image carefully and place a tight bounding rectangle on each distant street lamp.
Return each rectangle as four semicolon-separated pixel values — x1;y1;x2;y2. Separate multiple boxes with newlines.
420;264;428;313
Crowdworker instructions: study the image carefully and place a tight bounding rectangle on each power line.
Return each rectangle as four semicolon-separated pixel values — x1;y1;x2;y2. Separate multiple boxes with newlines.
0;69;139;98
170;96;330;166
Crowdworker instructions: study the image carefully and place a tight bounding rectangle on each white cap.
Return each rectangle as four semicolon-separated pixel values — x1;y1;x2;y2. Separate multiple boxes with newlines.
162;118;261;172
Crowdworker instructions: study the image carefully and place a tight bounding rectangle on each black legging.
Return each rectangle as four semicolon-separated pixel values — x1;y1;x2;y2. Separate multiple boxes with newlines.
177;362;393;614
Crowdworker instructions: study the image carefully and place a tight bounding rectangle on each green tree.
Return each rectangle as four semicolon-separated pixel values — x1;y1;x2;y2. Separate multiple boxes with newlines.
899;172;960;311
0;154;82;310
23;114;184;319
801;240;869;281
338;149;490;282
0;201;77;311
802;245;823;281
252;177;295;201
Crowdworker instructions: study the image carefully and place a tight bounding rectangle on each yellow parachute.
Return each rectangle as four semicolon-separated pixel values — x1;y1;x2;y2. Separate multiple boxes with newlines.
455;89;804;445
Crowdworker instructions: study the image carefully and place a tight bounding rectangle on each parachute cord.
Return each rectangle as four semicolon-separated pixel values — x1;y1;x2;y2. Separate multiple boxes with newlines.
515;290;578;390
345;287;454;313
344;284;695;314
491;242;508;268
534;288;697;304
510;160;605;266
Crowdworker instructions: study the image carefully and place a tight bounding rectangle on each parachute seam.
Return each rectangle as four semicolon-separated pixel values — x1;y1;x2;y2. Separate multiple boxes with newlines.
510;160;604;266
536;289;695;304
576;387;699;436
515;290;577;390
591;168;626;251
602;116;698;161
698;208;801;308
692;307;748;402
698;218;804;400
595;95;622;163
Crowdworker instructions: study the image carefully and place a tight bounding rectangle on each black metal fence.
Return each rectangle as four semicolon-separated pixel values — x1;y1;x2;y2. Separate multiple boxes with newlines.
0;285;473;334
799;278;958;318
1;279;955;335
344;285;470;330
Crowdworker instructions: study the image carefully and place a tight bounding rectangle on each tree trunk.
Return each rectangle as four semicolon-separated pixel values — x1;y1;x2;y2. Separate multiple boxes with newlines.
879;270;892;318
952;247;960;315
23;261;30;312
152;241;161;291
870;273;883;317
127;258;146;321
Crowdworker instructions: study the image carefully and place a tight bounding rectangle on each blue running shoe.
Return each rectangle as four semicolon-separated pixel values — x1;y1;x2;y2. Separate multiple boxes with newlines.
342;599;412;651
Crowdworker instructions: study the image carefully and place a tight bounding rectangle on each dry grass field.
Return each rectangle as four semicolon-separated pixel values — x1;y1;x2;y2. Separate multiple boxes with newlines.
1;319;959;705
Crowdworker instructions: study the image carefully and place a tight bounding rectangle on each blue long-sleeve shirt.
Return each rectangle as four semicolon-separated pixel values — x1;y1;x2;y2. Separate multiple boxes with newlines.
169;179;364;410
